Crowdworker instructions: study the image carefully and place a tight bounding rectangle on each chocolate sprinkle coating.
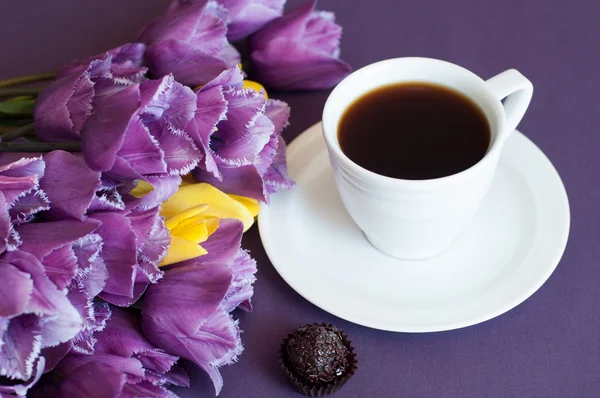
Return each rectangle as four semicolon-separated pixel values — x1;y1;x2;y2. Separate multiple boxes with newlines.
284;325;349;385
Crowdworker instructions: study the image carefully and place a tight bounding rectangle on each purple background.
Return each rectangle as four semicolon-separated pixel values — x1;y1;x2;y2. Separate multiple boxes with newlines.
2;0;599;396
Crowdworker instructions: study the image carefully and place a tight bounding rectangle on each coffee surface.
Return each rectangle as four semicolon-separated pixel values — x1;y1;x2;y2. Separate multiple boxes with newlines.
338;82;490;180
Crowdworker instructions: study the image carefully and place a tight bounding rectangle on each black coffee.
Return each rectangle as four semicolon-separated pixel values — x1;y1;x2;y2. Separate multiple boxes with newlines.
338;82;490;180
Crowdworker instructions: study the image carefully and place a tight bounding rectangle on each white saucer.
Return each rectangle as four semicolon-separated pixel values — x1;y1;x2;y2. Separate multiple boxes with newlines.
258;123;570;332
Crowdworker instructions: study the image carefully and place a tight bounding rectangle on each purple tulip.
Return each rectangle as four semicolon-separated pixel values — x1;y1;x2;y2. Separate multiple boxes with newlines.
0;250;82;385
58;42;147;83
217;0;285;41
142;219;256;395
0;155;105;395
0;150;174;395
88;208;168;307
56;307;188;398
38;150;101;221
34;43;147;143
189;67;295;202
0;156;49;242
0;357;45;397
139;0;240;87
249;0;351;90
80;74;202;181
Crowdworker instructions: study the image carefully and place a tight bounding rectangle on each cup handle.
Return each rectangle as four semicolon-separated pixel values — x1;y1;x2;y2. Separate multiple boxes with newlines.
485;69;533;140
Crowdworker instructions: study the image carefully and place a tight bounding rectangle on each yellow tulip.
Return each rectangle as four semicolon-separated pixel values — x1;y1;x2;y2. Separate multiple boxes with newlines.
129;178;260;266
242;80;268;99
129;180;154;198
158;182;259;267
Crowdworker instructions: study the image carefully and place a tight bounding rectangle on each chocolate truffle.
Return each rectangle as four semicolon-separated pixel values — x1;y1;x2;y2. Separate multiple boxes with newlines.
280;323;357;397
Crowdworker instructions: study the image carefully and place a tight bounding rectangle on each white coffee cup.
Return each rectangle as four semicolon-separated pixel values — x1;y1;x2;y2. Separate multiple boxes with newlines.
322;57;533;259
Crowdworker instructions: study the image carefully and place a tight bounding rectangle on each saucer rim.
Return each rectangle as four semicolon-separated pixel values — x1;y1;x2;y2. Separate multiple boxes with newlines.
258;122;570;333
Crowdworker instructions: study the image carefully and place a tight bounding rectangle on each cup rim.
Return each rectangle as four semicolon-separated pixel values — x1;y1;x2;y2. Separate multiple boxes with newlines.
322;57;506;188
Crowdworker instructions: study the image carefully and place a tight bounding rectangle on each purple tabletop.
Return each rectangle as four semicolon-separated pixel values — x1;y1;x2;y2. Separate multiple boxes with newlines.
2;0;599;397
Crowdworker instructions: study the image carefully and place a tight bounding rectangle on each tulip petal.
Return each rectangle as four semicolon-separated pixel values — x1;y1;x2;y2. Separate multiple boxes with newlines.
94;308;160;356
161;183;254;231
89;213;137;301
0;314;41;380
254;126;279;176
264;98;290;134
164;204;208;229
40;341;72;372
109;43;148;84
202;65;244;90
220;42;242;66
69;300;111;355
125;175;182;211
89;187;126;212
189;85;228;178
0;316;7;351
9;189;50;226
146;40;229;87
99;282;148;308
0;156;45;207
175;218;242;274
0;262;32;317
228;195;260;218
250;37;351;90
127;208;160;249
143;0;228;55
34;71;94;142
0;193;15;254
110;42;146;67
218;88;266;145
72;234;108;299
264;135;295;195
222;248;257;312
249;0;352;90
193;163;266;202
121;381;176;398
160;234;207;267
0;155;45;180
139;75;196;133
214;110;274;167
1;251;83;349
139;216;170;266
16;219;101;260
142;262;235;391
252;0;315;41
118;117;168;176
81;83;141;172
164;364;190;388
58;306;184;395
40;150;101;221
72;232;104;278
0;357;45;396
155;128;202;176
170;219;209;243
58;360;126;398
58;353;145;381
219;0;285;41
42;245;78;290
59;43;147;84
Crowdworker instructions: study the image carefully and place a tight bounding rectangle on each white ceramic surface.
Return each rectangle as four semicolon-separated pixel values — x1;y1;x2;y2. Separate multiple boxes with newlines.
258;123;570;332
322;58;533;259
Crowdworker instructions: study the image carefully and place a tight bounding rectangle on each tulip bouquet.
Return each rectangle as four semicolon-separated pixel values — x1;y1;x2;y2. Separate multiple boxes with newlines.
0;0;350;396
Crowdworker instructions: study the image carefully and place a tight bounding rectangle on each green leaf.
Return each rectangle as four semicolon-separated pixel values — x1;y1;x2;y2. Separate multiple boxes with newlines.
0;97;35;116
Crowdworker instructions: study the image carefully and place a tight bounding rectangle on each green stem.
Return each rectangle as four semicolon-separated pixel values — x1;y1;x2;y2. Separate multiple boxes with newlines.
0;72;55;88
1;123;35;141
0;87;43;98
0;125;24;134
0;141;80;152
0;118;32;126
